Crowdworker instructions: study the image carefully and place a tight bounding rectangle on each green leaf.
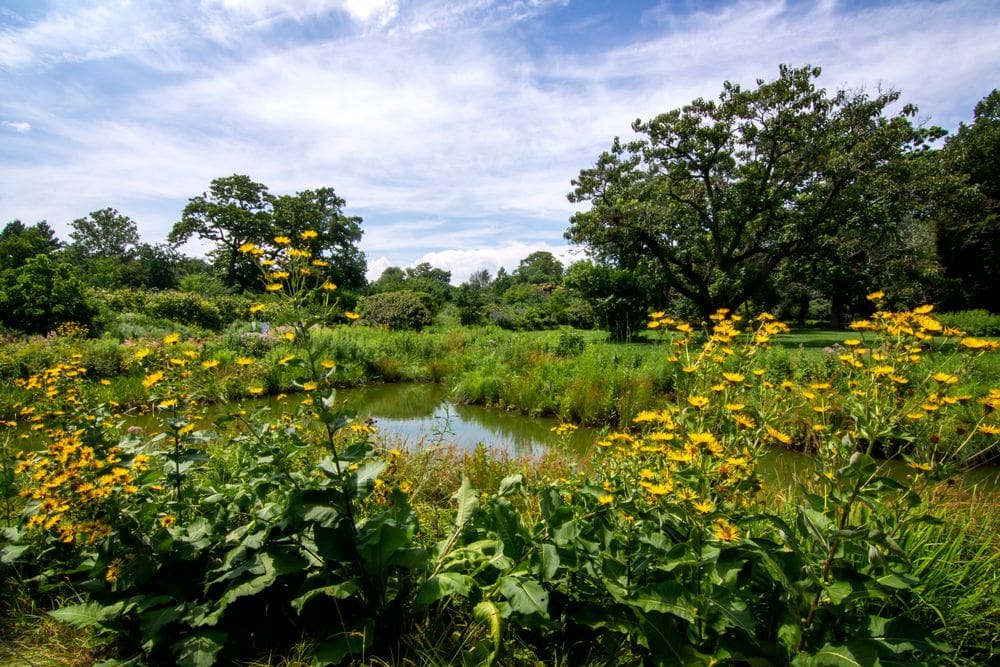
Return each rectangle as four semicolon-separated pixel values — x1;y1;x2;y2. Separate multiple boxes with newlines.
539;543;560;582
498;576;549;619
453;476;479;531
49;601;124;628
498;473;523;497
473;601;503;667
312;624;372;666
291;581;361;614
627;581;695;624
414;572;474;608
793;642;879;667
171;630;227;667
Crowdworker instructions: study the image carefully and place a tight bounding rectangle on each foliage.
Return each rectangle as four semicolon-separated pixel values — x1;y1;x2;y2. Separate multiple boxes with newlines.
0;220;61;271
935;89;1000;312
68;207;140;260
360;291;434;331
936;309;1000;337
0;254;95;335
145;290;224;331
567;65;937;318
1;287;999;665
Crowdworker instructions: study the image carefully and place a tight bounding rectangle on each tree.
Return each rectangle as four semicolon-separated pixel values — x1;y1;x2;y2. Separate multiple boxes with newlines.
935;89;1000;311
169;175;272;289
0;220;60;271
512;251;563;285
564;260;651;341
369;266;408;294
69;208;140;259
271;187;367;292
567;65;933;317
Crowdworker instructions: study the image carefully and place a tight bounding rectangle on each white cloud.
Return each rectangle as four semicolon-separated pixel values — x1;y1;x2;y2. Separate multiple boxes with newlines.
1;120;30;133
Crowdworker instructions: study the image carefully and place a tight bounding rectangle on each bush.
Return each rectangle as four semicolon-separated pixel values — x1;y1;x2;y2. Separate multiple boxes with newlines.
0;255;95;334
145;290;223;330
937;309;1000;336
360;291;434;330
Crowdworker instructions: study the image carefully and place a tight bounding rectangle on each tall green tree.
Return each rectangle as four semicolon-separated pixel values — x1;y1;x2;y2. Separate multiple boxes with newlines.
567;65;933;317
69;208;140;259
0;254;93;334
935;89;1000;311
169;175;272;289
0;220;60;271
512;251;563;285
271;187;367;292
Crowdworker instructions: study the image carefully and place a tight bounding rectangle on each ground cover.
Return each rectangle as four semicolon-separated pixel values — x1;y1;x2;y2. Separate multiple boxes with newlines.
2;261;999;665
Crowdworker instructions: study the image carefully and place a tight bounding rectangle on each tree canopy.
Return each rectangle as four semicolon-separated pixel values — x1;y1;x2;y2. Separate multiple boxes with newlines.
69;207;140;259
567;65;936;318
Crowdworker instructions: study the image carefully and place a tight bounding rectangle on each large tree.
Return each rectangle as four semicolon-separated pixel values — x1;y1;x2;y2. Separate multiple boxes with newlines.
169;175;273;289
567;65;933;318
69;207;140;259
935;89;1000;312
270;188;367;292
0;220;60;271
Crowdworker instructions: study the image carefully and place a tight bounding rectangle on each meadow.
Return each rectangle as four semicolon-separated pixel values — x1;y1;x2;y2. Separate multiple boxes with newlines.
2;246;999;666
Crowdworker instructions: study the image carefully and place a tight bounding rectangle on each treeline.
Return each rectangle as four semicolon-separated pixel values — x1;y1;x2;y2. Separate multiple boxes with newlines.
1;68;997;338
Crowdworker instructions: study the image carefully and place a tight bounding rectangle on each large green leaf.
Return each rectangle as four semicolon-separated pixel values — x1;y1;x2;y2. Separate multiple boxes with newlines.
413;572;474;608
473;601;503;667
498;576;549;619
626;581;695;624
452;475;479;531
171;630;227;667
49;600;124;628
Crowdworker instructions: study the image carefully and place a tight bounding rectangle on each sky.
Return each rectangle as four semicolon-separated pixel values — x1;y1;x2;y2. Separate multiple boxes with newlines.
1;0;998;284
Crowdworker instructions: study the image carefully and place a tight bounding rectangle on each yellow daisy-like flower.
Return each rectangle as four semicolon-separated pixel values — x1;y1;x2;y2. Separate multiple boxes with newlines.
866;291;885;302
300;229;319;240
321;281;337;291
163;333;180;345
248;386;264;396
722;372;745;383
597;495;614;506
302;381;318;391
238;242;258;253
265;283;283;292
676;323;693;334
143;371;165;388
158;398;178;409
236;357;253;366
960;337;990;350
321;359;336;369
278;354;296;365
765;425;793;446
932;372;959;384
712;519;741;542
160;514;177;528
345;311;361;320
274;235;292;245
249;303;266;314
201;359;220;369
270;271;290;279
644;482;672;496
687;395;709;409
843;339;862;347
913;304;934;314
979;424;1000;435
692;499;715;514
281;332;296;342
733;414;756;429
311;259;329;267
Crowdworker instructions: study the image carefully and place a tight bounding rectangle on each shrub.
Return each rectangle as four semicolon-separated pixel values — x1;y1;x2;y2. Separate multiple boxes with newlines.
937;309;1000;336
0;255;95;334
360;291;434;330
144;290;223;330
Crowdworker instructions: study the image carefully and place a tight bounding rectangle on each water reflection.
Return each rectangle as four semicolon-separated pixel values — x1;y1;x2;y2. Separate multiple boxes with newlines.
337;383;596;457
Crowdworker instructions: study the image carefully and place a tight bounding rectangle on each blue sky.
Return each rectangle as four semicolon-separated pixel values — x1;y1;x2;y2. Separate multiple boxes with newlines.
2;0;998;283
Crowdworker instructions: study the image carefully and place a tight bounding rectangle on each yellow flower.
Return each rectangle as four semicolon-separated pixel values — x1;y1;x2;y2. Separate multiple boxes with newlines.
321;281;338;291
274;235;291;245
100;378;111;386
644;482;672;496
687;395;709;409
345;311;361;320
265;283;283;292
722;372;745;383
960;337;990;350
978;424;1000;435
248;386;264;396
302;381;318;391
238;242;257;253
676;323;693;334
201;359;220;369
105;559;122;583
300;229;319;240
843;339;861;347
160;514;177;528
270;271;290;279
158;398;178;409
236;357;253;366
932;372;958;384
278;354;296;365
597;495;614;506
142;371;164;388
866;291;885;302
766;425;793;446
321;359;336;369
712;519;741;542
163;333;180;345
913;304;934;314
692;500;715;514
249;303;266;314
311;259;329;267
281;332;296;342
